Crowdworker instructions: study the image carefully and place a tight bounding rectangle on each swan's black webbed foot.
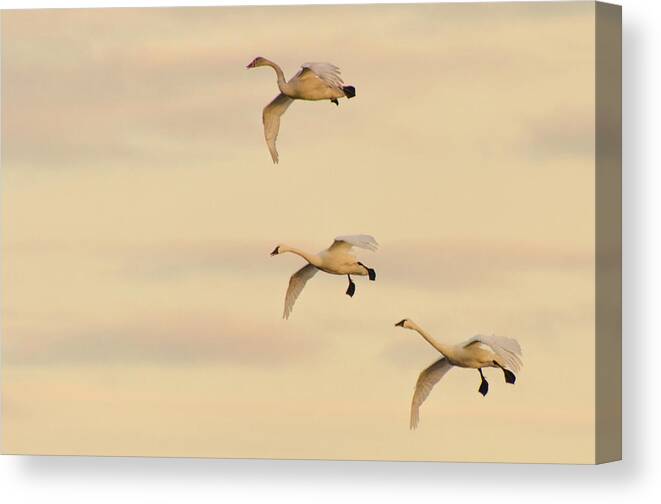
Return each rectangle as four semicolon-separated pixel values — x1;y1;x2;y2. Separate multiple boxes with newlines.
478;369;489;396
358;262;376;281
478;379;489;396
493;361;516;384
331;98;339;106
346;275;356;297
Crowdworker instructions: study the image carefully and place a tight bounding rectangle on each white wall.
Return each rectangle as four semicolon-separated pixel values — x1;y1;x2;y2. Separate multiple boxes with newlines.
1;0;658;502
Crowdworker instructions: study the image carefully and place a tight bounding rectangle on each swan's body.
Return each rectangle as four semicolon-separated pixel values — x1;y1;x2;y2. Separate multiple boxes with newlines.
394;319;523;429
246;57;356;163
271;235;377;319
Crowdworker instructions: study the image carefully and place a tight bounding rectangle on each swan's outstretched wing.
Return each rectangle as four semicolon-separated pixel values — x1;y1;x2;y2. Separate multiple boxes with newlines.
328;235;379;253
283;264;318;319
464;334;523;372
410;357;453;430
300;62;344;89
262;93;294;164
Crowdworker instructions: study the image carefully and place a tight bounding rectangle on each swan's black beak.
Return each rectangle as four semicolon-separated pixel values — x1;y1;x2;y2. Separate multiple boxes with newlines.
247;57;263;69
395;319;407;327
270;246;280;256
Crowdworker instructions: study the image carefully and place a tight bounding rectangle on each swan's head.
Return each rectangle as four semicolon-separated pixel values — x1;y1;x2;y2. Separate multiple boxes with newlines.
395;318;414;330
270;245;282;256
246;57;268;69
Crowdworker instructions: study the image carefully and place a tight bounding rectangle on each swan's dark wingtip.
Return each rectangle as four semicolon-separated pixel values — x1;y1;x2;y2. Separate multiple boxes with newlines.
343;86;356;99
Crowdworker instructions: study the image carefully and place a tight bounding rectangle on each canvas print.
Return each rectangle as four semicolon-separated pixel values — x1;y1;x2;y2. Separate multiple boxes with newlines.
0;1;621;463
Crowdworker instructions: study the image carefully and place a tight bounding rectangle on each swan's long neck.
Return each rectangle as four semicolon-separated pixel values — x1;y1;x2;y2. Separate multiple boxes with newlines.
408;322;454;358
262;59;291;95
280;245;322;268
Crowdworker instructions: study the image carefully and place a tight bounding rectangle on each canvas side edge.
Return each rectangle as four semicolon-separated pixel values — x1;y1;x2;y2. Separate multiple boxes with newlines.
595;0;622;465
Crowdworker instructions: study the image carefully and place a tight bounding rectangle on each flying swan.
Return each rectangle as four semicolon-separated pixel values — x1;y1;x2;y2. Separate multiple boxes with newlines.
270;235;377;319
394;318;523;430
246;57;356;163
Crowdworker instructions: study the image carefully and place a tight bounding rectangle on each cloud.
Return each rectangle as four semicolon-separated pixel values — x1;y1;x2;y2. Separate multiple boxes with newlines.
1;9;264;170
111;240;277;281
374;240;593;293
523;110;595;162
77;236;596;333
4;313;324;367
103;236;593;291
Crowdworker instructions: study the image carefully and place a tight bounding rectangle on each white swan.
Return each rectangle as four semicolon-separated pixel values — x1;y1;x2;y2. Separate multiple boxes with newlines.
394;319;523;430
246;57;356;163
270;235;377;319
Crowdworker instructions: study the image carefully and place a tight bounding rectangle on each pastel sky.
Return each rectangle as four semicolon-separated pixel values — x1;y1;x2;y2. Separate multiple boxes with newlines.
1;2;597;462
